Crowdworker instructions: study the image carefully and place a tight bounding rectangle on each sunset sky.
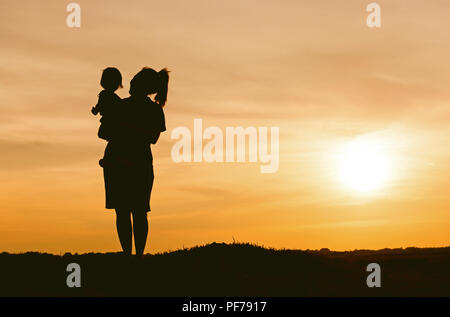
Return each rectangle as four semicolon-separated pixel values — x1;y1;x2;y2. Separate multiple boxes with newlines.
1;0;450;254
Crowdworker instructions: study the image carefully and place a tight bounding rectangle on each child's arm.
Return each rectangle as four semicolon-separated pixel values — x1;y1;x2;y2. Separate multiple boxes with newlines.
91;105;99;115
91;91;109;116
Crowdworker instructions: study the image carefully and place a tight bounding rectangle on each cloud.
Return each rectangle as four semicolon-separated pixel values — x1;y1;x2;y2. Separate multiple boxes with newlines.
0;139;100;171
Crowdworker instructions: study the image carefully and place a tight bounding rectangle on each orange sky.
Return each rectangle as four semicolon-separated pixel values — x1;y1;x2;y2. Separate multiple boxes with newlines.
1;0;450;253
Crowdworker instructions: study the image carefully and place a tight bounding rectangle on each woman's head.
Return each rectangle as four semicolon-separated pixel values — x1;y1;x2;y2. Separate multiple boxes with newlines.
100;67;123;91
129;67;170;106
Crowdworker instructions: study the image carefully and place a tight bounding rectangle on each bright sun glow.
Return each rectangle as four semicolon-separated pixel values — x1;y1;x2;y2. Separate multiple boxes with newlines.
339;138;391;194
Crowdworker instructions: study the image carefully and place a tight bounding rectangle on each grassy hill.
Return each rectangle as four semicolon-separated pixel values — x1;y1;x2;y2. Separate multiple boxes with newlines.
1;242;449;296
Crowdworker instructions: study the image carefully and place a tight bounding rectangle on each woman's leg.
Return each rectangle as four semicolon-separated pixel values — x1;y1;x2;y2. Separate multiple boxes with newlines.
115;208;132;255
132;211;148;256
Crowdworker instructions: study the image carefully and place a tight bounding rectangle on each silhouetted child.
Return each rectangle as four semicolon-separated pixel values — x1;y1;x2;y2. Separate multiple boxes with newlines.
91;67;123;141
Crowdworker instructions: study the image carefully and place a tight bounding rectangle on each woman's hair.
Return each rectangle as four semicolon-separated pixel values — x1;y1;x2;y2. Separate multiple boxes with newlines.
100;67;123;90
129;67;170;106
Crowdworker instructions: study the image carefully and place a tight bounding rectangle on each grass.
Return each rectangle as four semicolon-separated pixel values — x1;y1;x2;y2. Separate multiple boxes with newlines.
1;242;449;296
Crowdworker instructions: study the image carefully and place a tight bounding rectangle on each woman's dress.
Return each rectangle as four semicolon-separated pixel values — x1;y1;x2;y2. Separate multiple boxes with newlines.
101;96;166;212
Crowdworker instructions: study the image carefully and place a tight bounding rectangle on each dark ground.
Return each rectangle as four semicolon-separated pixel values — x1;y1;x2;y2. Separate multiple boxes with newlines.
0;242;449;297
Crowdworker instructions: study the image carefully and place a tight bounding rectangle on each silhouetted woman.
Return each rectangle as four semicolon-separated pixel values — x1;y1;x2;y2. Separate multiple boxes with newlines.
101;67;169;256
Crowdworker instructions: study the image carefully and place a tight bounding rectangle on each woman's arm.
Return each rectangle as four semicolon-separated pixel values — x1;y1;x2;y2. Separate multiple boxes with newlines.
142;104;165;144
107;100;165;143
150;131;161;144
114;119;161;144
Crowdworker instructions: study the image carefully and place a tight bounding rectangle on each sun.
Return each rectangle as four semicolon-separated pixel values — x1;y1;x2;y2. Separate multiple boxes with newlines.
339;138;391;194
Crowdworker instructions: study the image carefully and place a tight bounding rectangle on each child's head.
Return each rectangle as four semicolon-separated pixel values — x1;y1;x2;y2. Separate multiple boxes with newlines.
129;67;170;106
100;67;123;91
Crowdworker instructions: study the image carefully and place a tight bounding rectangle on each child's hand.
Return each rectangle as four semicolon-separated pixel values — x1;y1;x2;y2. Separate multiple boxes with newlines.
91;107;98;115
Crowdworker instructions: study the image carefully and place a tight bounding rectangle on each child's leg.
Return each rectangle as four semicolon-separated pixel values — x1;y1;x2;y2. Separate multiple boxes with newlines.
115;208;132;255
132;211;148;257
